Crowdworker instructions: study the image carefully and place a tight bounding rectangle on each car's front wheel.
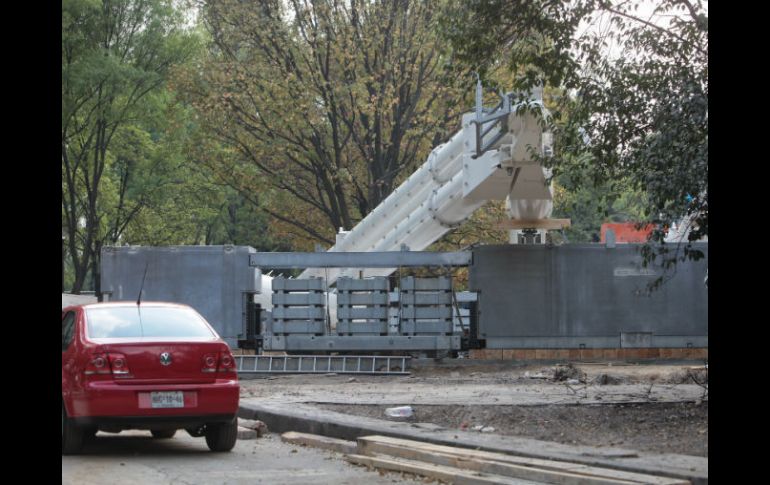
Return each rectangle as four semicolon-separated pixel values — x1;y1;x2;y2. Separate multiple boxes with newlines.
205;418;237;452
62;405;84;454
151;429;177;439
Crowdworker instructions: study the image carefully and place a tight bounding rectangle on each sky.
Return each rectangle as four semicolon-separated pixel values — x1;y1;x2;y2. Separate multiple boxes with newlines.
577;0;708;61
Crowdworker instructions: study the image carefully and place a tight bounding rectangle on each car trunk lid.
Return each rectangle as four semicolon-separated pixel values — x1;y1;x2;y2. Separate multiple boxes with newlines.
97;338;227;384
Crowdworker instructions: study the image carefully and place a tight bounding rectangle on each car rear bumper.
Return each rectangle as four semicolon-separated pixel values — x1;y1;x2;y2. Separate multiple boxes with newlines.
69;378;239;418
71;414;236;430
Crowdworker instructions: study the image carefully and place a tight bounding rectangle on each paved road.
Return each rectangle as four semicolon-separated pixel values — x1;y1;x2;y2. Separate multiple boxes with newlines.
62;430;421;485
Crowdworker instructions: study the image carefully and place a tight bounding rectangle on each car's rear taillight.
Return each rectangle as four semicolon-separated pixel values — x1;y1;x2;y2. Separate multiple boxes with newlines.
202;353;218;373
85;353;111;375
85;352;132;378
108;353;131;377
218;351;236;374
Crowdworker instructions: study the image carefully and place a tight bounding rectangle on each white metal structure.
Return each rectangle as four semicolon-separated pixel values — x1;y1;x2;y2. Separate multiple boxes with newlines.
300;86;555;285
664;213;708;244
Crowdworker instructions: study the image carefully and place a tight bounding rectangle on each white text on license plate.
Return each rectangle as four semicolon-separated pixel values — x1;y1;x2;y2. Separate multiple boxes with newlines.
151;391;184;408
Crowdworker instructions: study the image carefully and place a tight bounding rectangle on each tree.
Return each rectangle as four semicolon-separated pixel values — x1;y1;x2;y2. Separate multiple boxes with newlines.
62;0;200;293
552;167;649;243
174;0;471;248
442;0;708;278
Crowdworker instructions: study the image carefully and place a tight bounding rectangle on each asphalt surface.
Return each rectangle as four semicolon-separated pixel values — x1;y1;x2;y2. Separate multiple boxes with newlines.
61;430;423;485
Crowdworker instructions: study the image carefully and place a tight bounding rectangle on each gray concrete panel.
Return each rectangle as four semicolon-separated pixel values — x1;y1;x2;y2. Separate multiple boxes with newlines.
470;244;708;348
100;245;261;347
62;293;98;309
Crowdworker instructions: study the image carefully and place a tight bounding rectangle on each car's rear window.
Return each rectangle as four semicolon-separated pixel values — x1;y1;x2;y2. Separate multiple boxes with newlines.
85;306;215;338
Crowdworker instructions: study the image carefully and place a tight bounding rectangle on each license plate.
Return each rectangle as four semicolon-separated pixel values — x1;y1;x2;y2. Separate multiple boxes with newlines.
150;391;184;409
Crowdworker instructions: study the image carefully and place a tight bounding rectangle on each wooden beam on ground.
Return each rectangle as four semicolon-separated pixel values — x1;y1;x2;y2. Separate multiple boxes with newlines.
346;454;539;485
357;436;689;485
497;218;571;230
280;431;357;454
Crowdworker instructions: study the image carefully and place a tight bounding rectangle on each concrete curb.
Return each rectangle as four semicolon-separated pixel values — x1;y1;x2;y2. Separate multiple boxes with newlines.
239;401;707;485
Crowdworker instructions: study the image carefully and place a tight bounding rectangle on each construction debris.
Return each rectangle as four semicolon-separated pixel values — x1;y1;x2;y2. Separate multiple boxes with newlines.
553;363;586;382
470;425;496;433
385;406;414;418
237;427;258;440
523;371;550;379
238;418;269;437
593;374;625;386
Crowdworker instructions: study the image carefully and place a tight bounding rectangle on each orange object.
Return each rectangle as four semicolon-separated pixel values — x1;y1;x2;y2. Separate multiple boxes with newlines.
600;223;653;243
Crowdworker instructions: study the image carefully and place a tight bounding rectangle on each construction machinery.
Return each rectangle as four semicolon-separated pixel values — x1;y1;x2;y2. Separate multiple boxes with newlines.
299;81;564;285
250;81;567;355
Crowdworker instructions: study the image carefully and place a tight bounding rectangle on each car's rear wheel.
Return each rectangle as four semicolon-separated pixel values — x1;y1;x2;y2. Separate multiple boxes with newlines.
62;405;84;454
151;429;177;439
204;418;237;452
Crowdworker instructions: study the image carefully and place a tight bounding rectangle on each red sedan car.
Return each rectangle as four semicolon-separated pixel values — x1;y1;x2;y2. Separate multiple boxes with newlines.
62;302;240;454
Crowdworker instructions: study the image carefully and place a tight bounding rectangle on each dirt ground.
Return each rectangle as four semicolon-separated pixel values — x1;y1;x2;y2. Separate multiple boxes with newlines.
318;401;708;457
241;362;708;457
407;361;708;385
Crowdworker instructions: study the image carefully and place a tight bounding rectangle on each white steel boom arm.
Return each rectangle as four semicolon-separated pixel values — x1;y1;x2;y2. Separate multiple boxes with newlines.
300;87;554;284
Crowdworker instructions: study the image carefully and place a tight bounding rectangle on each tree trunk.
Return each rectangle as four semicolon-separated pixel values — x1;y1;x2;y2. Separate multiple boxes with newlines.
93;241;102;301
62;236;65;293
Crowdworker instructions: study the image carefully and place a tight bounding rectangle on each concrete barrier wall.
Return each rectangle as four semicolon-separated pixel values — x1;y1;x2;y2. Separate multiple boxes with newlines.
100;245;262;346
469;244;708;349
62;293;98;309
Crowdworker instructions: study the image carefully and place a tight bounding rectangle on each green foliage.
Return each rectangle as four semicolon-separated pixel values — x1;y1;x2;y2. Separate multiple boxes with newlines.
442;0;708;279
174;0;473;248
62;0;203;292
552;172;649;244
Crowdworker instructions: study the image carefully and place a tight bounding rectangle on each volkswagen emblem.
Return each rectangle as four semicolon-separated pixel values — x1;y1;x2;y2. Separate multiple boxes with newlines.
159;352;172;366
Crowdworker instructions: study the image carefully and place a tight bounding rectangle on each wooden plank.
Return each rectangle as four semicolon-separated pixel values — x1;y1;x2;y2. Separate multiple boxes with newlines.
272;307;326;320
358;441;638;485
271;321;325;334
280;431;357;454
338;306;389;319
337;277;389;291
400;292;453;305
400;276;452;291
497;218;571;230
337;292;389;305
272;293;326;306
272;277;326;291
357;436;689;485
346;453;539;485
400;306;453;319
